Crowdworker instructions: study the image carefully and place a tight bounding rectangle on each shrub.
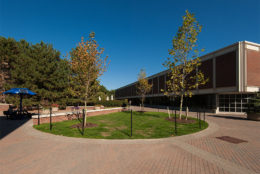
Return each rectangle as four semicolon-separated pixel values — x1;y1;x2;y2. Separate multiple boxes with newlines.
58;105;66;110
93;100;127;107
248;93;260;113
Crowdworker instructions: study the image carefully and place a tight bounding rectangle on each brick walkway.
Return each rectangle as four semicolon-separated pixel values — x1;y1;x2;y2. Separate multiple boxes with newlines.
0;108;259;174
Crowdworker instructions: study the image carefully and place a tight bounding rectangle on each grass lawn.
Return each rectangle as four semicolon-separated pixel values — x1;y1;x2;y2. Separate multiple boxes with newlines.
34;111;208;139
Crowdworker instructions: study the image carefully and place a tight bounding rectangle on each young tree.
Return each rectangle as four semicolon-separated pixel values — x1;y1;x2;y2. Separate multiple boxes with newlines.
163;10;208;119
136;69;152;111
69;32;109;126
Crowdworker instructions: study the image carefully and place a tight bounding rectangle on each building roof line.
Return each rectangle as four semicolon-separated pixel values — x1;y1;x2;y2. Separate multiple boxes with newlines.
115;41;259;91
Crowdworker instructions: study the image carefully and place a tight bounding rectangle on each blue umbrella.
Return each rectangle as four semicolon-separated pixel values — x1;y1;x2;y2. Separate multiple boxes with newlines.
3;88;36;114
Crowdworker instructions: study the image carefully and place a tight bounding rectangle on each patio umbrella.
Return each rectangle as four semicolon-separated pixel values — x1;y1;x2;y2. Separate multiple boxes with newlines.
2;88;36;114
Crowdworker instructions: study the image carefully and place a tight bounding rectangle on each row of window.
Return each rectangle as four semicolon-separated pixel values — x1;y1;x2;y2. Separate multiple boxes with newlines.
218;94;255;112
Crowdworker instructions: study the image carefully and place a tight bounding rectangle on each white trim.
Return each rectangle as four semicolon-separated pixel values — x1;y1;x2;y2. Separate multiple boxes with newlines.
246;86;260;92
237;42;241;91
244;42;248;91
200;45;238;62
215;111;246;115
246;44;260;51
244;40;260;47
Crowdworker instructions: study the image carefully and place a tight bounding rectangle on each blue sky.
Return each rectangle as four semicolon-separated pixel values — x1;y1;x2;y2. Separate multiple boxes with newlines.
1;0;260;90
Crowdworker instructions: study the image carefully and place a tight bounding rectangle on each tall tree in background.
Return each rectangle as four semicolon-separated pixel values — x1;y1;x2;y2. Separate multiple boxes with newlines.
0;37;70;107
69;32;109;126
12;41;70;107
0;37;20;103
163;10;208;119
136;69;152;111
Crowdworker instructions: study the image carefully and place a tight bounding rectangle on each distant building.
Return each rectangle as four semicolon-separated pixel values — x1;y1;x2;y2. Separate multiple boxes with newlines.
115;41;260;113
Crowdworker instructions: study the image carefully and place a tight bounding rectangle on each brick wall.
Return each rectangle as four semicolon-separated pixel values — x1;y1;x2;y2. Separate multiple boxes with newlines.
0;104;9;111
247;49;260;86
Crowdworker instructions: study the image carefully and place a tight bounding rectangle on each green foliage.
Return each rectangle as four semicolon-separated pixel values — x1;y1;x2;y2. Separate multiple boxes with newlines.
94;100;127;107
68;32;109;110
0;37;71;107
1;36;112;109
89;85;115;103
0;37;20;102
99;85;109;94
163;10;208;118
248;93;260;113
136;69;152;109
34;111;208;139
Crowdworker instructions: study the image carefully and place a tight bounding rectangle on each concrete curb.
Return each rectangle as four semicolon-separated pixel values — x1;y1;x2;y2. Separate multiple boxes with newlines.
25;118;218;144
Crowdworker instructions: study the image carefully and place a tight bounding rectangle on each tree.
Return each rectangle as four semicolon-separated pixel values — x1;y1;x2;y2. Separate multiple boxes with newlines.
0;37;71;107
163;10;208;119
136;69;152;111
0;37;20;103
69;32;109;126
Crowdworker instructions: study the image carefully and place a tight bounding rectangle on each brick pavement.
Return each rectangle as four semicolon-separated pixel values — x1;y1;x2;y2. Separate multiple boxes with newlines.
0;107;259;174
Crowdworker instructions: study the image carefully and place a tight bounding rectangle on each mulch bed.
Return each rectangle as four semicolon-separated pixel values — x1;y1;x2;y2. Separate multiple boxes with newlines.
71;122;98;128
165;117;196;124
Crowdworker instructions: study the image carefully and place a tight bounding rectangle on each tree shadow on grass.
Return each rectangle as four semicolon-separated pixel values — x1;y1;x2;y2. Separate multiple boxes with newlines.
122;111;160;118
114;127;131;137
77;126;84;135
70;122;84;135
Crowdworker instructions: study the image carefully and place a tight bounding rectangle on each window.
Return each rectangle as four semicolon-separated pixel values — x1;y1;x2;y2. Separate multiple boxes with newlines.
218;94;254;112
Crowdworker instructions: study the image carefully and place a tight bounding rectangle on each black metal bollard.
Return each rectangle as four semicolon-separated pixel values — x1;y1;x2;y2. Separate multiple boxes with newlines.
175;109;177;135
82;109;85;135
131;109;133;137
50;107;52;130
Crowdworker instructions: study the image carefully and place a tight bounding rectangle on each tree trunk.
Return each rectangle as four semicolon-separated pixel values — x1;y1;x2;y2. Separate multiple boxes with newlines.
167;106;171;119
186;106;189;120
84;100;87;127
179;94;183;120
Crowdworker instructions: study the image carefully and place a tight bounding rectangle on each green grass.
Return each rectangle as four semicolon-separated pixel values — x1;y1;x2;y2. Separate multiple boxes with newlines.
34;111;208;139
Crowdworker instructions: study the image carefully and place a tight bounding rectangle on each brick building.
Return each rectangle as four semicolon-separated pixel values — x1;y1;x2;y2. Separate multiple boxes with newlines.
115;41;260;113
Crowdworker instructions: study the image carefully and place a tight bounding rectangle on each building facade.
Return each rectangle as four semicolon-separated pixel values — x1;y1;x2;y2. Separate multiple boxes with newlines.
115;41;260;113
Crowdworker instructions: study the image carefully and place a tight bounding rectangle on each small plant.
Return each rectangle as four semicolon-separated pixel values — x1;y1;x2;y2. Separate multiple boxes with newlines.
58;105;66;110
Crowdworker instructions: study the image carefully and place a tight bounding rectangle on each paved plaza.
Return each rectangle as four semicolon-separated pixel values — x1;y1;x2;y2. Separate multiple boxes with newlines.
0;108;260;174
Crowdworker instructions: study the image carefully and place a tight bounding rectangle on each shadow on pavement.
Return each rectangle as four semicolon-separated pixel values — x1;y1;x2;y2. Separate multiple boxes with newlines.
0;116;30;139
207;114;248;121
